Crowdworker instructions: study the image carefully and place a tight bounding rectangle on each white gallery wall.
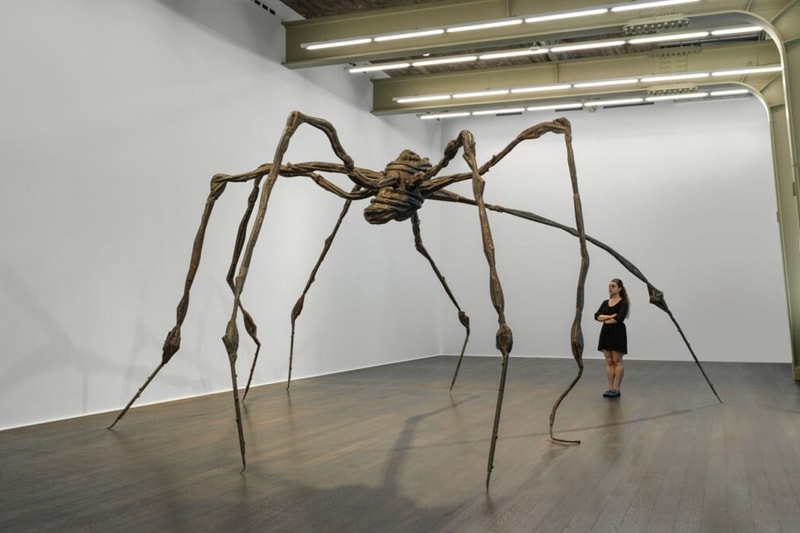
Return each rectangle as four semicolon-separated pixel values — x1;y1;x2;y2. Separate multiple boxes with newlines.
0;0;442;430
434;98;791;364
0;1;792;431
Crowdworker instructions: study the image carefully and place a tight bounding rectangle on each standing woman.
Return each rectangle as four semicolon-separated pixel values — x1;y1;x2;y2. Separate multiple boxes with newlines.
595;278;630;398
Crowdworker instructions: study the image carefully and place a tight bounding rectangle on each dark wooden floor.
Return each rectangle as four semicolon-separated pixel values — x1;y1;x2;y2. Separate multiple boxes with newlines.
3;356;800;532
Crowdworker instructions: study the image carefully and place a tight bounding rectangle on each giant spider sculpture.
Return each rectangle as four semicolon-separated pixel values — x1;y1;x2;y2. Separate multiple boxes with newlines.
109;111;720;488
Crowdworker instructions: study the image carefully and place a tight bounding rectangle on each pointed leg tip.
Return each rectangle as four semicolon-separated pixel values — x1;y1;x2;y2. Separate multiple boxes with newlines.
551;437;581;445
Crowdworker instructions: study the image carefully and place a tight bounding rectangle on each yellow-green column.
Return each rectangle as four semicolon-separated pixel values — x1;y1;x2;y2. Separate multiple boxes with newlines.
764;5;800;378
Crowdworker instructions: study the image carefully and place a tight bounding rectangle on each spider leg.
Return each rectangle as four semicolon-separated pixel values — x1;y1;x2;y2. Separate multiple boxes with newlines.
287;185;361;389
221;111;372;470
429;191;722;404
227;178;266;402
108;167;269;430
409;212;471;390
439;129;513;489
546;121;589;445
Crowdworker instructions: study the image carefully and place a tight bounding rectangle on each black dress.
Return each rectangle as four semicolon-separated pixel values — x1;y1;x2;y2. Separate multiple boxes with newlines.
595;299;628;354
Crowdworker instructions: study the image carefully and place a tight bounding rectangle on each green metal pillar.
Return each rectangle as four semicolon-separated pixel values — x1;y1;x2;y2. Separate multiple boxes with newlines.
763;4;800;378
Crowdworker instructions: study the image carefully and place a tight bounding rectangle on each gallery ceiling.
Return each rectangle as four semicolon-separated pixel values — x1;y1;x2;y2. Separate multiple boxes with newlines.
272;0;790;118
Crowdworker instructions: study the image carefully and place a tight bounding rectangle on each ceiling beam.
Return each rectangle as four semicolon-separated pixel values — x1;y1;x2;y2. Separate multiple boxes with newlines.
371;40;780;114
283;0;786;68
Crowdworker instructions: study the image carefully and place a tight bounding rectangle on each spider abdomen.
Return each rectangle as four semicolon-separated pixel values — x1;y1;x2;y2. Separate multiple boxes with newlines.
364;187;424;224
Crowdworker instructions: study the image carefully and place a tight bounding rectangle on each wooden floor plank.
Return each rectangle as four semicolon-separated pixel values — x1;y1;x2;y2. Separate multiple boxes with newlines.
2;357;800;532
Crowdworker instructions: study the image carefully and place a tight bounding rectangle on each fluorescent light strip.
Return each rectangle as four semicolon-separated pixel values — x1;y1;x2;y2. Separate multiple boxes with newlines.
640;72;709;82
551;40;625;53
304;38;372;50
645;92;709;102
411;55;477;67
573;78;640;88
527;102;583;111
584;97;645;107
611;0;700;13
421;112;471;120
711;65;782;76
446;19;523;33
452;89;510;99
395;94;451;103
511;83;572;93
711;26;762;36
374;29;445;42
710;89;750;96
479;48;548;60
349;62;410;73
629;30;709;44
525;8;608;23
472;107;526;116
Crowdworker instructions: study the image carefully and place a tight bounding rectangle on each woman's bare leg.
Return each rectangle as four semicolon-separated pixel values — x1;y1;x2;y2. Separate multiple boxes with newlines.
612;351;624;392
603;350;615;391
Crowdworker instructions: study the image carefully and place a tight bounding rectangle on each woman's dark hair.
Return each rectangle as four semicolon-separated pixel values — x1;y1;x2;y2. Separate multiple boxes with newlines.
612;278;631;318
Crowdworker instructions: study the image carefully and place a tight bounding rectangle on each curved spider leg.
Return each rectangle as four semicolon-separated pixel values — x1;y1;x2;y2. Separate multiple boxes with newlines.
221;111;379;470
428;191;722;404
287;185;362;389
427;119;591;447
423;120;591;400
108;167;269;430
544;121;589;445
409;212;471;390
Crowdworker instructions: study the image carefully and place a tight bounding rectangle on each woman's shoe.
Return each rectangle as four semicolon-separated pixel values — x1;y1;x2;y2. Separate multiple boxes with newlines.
603;390;614;397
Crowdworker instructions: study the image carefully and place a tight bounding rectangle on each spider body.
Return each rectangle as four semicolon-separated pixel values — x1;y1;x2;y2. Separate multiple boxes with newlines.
364;150;431;224
108;111;719;489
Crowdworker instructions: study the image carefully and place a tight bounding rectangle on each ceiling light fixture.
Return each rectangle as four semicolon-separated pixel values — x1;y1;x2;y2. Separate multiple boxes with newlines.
452;89;510;99
645;92;709;101
411;55;477;67
373;29;445;42
348;62;410;73
550;40;626;53
527;102;583;111
420;112;472;120
710;89;751;96
394;94;452;103
710;26;762;36
584;97;646;107
478;48;549;60
511;83;572;93
611;0;701;13
711;65;783;76
471;107;527;116
446;19;523;33
524;8;609;24
628;30;709;44
303;38;372;50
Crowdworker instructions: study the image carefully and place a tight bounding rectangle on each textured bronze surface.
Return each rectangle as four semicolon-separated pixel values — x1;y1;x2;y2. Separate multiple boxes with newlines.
108;111;718;488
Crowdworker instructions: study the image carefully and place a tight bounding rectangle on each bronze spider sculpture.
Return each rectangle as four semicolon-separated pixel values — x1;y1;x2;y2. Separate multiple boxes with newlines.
108;111;720;488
